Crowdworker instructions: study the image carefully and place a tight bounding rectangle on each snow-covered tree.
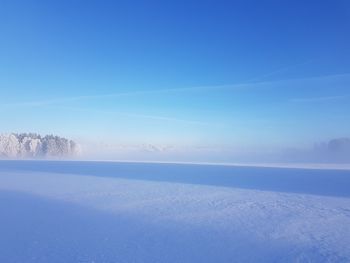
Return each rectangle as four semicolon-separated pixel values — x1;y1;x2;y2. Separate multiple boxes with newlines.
0;133;80;158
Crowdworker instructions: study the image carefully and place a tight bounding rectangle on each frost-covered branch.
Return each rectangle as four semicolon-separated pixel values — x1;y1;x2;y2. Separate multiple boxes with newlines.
0;133;80;158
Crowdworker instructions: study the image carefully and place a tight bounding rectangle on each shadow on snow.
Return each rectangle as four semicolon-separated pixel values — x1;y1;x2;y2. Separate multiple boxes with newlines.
1;160;350;198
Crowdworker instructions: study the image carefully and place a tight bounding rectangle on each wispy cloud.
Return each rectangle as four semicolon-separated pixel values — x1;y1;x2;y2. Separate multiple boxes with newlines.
0;83;247;109
57;106;211;126
0;61;315;109
1;90;164;108
290;95;348;103
2;72;349;109
246;60;315;82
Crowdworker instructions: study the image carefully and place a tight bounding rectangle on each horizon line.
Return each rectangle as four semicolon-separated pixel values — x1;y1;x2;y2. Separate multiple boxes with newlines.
1;158;349;171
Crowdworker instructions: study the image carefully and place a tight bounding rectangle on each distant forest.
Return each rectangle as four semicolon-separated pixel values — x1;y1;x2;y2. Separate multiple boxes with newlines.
0;133;79;158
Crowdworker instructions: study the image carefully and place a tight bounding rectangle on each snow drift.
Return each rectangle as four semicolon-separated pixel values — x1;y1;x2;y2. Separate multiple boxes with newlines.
0;133;80;158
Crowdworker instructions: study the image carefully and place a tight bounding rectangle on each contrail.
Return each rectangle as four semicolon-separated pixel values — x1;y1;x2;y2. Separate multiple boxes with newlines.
290;95;348;103
2;69;348;109
0;82;249;108
245;60;315;83
56;106;212;126
3;62;313;108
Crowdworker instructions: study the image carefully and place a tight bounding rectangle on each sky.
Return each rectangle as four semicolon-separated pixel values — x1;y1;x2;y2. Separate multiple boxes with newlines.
0;0;349;162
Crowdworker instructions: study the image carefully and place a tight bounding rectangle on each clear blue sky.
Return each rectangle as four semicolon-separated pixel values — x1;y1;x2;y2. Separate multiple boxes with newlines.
0;0;349;160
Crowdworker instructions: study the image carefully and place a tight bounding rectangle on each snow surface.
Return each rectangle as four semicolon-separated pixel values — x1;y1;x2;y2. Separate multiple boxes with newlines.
0;161;350;262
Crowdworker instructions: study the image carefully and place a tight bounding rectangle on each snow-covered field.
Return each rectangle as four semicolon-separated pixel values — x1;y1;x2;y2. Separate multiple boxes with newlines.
0;161;350;262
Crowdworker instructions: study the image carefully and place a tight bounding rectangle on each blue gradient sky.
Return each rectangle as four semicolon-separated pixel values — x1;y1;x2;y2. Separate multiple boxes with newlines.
1;0;350;161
